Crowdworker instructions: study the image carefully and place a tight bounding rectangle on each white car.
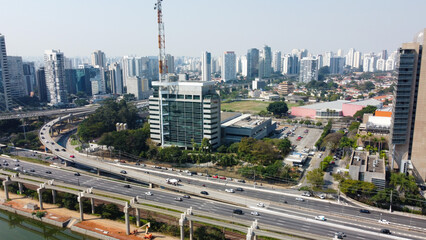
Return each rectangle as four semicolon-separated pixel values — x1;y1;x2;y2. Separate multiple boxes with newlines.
225;189;235;193
250;211;259;216
315;215;326;221
378;219;390;224
145;191;153;196
256;202;265;207
295;197;304;202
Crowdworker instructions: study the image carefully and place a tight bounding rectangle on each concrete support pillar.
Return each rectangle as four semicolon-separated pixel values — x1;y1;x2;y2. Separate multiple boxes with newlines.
135;208;140;227
3;181;10;200
52;190;56;204
180;225;185;240
37;188;44;210
149;183;153;189
97;169;100;176
179;213;186;240
189;220;193;240
77;194;84;221
90;198;95;214
253;234;257;240
18;183;23;194
124;204;130;235
64;161;68;167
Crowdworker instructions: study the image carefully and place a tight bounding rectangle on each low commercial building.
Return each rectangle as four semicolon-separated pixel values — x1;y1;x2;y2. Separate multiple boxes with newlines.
221;114;276;144
349;151;386;189
291;99;383;119
284;152;308;166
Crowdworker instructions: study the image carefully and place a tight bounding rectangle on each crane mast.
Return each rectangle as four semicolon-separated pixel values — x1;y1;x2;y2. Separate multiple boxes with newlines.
155;0;167;81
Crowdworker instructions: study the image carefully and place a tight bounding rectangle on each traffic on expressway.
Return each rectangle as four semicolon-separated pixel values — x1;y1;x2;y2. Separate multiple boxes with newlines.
20;114;424;240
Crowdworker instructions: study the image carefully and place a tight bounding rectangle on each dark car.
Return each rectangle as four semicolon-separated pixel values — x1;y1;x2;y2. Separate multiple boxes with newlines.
233;209;243;215
200;191;208;195
74;172;80;176
123;184;131;188
380;229;391;234
360;209;370;214
236;187;244;191
55;149;59;151
61;149;66;152
183;195;191;199
120;170;127;174
30;169;35;172
45;171;52;174
15;164;20;166
135;162;140;166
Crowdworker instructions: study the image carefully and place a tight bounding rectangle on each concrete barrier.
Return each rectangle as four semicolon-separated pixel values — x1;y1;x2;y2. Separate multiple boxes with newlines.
70;225;119;240
0;204;69;228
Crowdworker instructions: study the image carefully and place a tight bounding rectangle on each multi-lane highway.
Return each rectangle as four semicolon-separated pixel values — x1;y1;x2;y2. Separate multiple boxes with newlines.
30;112;426;239
1;156;423;240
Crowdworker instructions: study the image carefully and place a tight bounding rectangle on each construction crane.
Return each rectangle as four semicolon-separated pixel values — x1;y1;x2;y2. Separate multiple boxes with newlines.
154;0;167;81
142;222;152;239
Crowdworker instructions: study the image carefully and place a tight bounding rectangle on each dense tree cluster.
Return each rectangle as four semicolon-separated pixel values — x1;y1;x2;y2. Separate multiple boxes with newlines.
353;106;377;119
77;99;140;142
267;101;288;116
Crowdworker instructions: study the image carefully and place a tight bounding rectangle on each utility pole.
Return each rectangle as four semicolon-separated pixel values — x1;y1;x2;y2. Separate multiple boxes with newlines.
253;171;256;189
389;190;393;212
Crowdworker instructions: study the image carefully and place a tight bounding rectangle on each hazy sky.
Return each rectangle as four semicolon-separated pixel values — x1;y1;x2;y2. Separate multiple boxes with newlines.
1;0;425;58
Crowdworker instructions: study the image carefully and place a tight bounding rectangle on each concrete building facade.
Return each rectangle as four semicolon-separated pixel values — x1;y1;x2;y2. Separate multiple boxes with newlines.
222;51;236;82
202;51;211;81
0;34;12;111
44;49;68;106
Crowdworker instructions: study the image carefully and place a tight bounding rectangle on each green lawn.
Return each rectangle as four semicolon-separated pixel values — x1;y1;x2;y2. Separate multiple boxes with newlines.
221;100;270;114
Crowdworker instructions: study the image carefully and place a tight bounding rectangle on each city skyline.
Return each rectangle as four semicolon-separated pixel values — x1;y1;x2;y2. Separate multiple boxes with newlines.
1;0;426;58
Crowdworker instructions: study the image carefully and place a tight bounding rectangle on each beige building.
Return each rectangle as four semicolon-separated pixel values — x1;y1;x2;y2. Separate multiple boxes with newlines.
277;81;294;96
391;29;426;183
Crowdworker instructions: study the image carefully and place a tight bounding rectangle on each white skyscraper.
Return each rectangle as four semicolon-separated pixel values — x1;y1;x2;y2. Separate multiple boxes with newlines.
222;51;236;82
385;58;395;71
299;57;318;83
324;51;333;67
241;55;248;77
44;49;68;105
236;56;242;74
109;63;123;94
353;51;362;69
272;51;282;73
0;34;12;111
346;48;355;67
337;49;343;57
376;58;386;71
202;51;211;81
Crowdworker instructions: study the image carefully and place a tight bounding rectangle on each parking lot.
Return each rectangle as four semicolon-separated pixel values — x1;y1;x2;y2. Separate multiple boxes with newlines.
278;125;323;151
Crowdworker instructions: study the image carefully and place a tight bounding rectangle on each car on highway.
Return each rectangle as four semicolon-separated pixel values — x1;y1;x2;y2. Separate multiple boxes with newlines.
120;170;127;174
3;163;8;166
235;187;244;191
23;170;27;173
51;142;54;145
302;192;311;197
174;197;182;201
55;149;59;151
250;211;259;216
61;149;66;152
212;175;218;179
123;184;131;188
335;232;346;237
233;209;243;215
359;209;370;214
257;202;265;207
41;136;45;139
295;197;304;202
380;229;391;234
145;192;153;196
219;176;226;180
70;155;75;158
225;189;235;193
15;164;20;167
334;233;344;239
378;219;390;224
13;167;19;171
183;195;191;199
319;194;326;199
315;215;326;221
200;191;209;195
74;172;80;176
45;171;52;174
30;169;35;172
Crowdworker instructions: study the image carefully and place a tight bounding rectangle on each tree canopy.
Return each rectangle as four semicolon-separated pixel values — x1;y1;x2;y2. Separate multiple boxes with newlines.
353;106;377;119
267;101;288;116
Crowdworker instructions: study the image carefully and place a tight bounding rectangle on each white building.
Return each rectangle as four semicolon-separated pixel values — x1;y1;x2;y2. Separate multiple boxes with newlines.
44;49;68;105
202;51;211;81
272;51;282;72
91;50;106;68
109;63;123;94
346;48;355;67
299;57;318;83
241;55;248;77
385;58;395;71
376;58;386;71
260;45;272;78
324;51;332;67
127;76;150;100
353;51;362;69
222;51;236;82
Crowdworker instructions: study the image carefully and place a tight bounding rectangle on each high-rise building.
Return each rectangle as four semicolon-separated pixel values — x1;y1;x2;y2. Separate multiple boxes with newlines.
166;54;174;73
299;57;318;83
91;50;106;68
7;56;27;98
222;51;236;82
272;51;282;73
0;34;12;111
376;58;386;71
202;51;211;81
385;58;395;71
108;63;123;94
247;48;259;79
324;51;333;67
259;45;272;78
241;55;248;77
353;51;362;69
236;56;242;74
282;54;299;75
44;49;68;105
149;79;221;149
391;29;426;183
346;48;355;67
329;57;345;75
90;67;106;96
127;76;149;100
36;67;48;102
22;62;36;95
381;50;388;60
